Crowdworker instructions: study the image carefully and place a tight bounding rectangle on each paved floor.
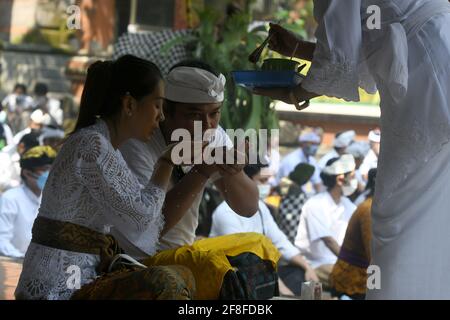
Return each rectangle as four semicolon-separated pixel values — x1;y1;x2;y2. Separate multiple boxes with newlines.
0;256;22;300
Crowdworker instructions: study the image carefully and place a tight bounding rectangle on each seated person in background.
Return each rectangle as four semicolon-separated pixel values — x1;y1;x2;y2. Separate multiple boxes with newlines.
295;155;357;289
32;83;63;127
0;146;56;258
13;109;46;146
329;169;377;300
278;162;315;243
318;130;355;170
345;141;370;202
276;131;323;195
38;125;65;151
1;83;33;133
0;132;41;192
353;166;376;207
359;129;380;182
210;163;319;296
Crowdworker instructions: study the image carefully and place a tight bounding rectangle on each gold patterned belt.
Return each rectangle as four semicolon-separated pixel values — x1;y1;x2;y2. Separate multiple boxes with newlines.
31;216;124;274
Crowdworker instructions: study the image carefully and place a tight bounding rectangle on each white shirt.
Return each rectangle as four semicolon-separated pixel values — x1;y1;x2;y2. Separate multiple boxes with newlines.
295;192;356;268
359;149;378;177
210;200;300;262
0;150;21;192
0;184;40;258
16;120;165;300
120;128;202;252
1;94;33;112
276;148;321;192
1;123;14;147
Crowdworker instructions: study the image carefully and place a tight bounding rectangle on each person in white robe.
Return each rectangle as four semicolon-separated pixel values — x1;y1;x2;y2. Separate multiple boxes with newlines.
0;146;55;258
209;163;319;296
253;0;450;299
359;130;380;181
318;130;355;169
295;155;357;288
276;131;323;194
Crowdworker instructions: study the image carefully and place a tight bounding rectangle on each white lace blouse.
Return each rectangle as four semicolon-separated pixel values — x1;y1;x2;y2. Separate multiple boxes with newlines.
15;120;165;300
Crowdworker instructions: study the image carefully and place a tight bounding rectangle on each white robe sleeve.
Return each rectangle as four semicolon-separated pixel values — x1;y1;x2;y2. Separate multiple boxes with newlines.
0;196;24;258
73;131;165;254
260;203;300;261
302;0;363;102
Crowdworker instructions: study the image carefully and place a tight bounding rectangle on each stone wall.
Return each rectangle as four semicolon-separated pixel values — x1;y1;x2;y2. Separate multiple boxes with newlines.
0;47;71;97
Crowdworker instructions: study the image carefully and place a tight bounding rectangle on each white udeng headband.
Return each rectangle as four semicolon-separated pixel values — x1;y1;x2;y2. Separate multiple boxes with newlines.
165;67;226;103
322;154;356;175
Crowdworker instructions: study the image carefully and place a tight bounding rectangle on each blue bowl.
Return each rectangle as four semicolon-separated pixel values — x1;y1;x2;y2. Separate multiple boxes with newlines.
232;70;304;89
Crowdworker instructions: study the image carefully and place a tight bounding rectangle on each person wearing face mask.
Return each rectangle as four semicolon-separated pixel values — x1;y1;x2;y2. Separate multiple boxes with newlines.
1;84;33;133
318;130;356;170
276;131;322;195
359;129;380;182
295;155;357;289
0;146;56;258
210;163;319;297
329;168;377;300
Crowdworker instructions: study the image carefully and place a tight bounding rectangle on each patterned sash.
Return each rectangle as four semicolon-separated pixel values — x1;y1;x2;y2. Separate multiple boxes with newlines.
31;216;123;274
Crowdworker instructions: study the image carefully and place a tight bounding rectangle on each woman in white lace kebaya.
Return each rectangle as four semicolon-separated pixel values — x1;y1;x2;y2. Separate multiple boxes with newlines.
15;55;195;300
253;0;450;299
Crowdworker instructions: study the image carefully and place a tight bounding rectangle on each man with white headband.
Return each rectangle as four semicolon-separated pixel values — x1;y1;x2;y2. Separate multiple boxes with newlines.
276;131;322;194
295;154;357;288
359;129;380;181
120;60;259;253
119;61;281;300
318;130;356;169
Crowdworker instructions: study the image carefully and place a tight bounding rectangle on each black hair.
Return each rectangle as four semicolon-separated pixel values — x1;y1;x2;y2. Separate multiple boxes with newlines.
243;163;268;179
19;131;40;152
289;162;315;187
34;82;48;96
72;55;163;134
13;83;27;94
169;59;220;77
366;168;377;197
320;157;340;190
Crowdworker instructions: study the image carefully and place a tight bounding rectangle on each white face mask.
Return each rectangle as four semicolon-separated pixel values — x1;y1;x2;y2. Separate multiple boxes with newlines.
257;184;271;200
342;178;358;196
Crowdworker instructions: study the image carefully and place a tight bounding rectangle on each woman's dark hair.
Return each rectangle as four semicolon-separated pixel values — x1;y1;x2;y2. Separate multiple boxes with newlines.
320;157;340;190
164;60;220;118
366;168;377;197
72;55;162;133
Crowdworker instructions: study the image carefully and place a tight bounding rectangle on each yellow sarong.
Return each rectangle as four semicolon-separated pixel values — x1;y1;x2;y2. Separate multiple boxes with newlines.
143;232;281;300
